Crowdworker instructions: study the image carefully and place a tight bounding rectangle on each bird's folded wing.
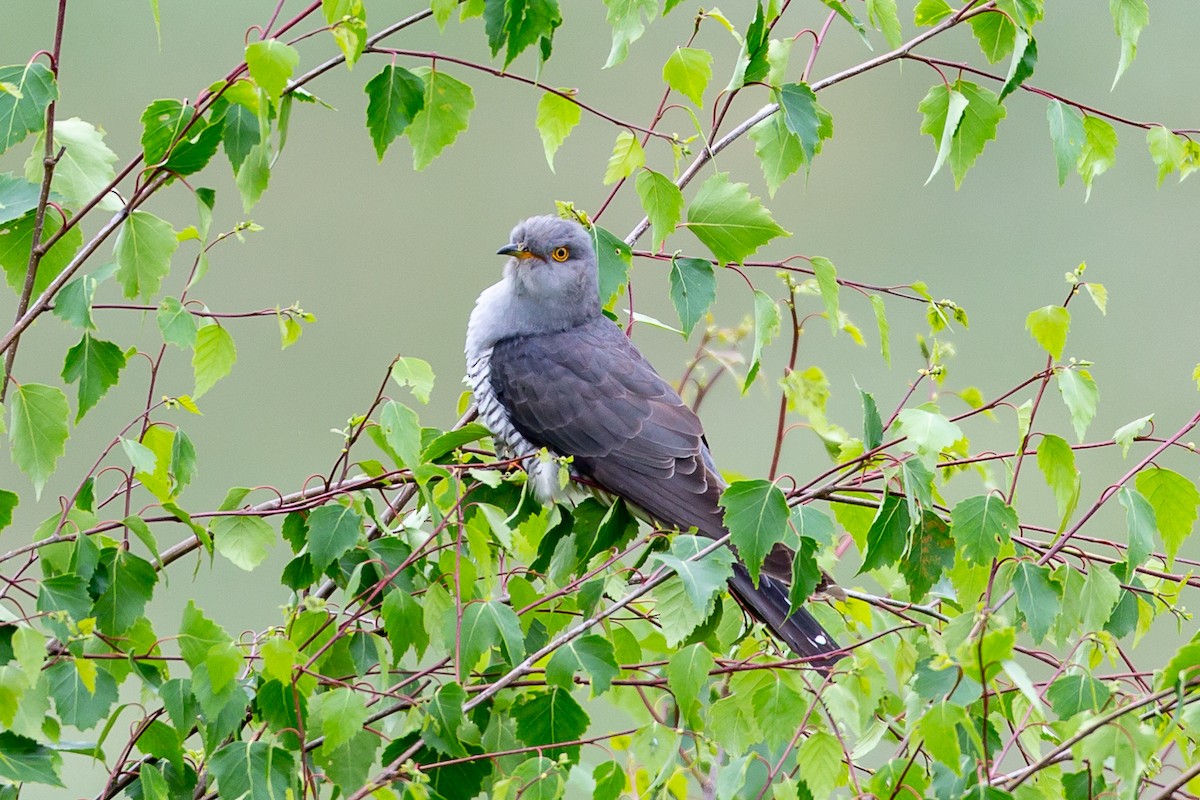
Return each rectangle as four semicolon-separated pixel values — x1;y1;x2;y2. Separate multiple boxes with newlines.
488;319;727;538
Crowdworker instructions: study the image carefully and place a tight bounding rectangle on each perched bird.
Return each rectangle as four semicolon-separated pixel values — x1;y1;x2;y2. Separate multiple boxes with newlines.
466;215;843;671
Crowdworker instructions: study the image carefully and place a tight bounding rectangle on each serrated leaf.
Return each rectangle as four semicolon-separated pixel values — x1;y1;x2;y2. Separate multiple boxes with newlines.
666;643;713;713
919;80;1005;187
0;731;63;786
721;480;789;586
969;10;1016;63
811;256;839;335
1118;486;1156;580
668;256;716;338
776;83;830;163
913;0;953;26
192;323;237;398
92;550;157;634
157;296;198;349
901;511;954;600
47;659;119;731
744;288;780;391
545;635;618;696
0;63;57;156
603;131;644;185
1147;126;1186;186
209;741;295;800
311;687;368;750
364;65;425;161
663;47;713;107
635;169;683;247
458;600;524;680
1013;561;1060;643
534;90;580;171
1110;0;1149;88
223;101;260;173
1046;99;1085;188
61;333;127;422
211;513;275;571
0;173;42;225
1036;434;1080;523
896;408;963;464
1025;305;1070;359
24;117;118;208
920;86;968;185
686;172;789;265
650;535;735;615
866;0;902;47
1056;367;1098;442
1078;116;1118;201
1113;413;1152;457
916;702;967;773
235;141;270;211
114;210;178;301
592;225;631;308
306;503;361;571
513;686;589;764
0;211;83;298
859;492;911;573
408;68;474;171
1085;281;1108;314
1135;467;1199;568
603;0;657;68
1047;673;1111;718
1000;31;1037;101
797;730;843;798
749;114;804;197
951;494;1018;564
9;383;69;499
728;1;769;90
244;40;300;108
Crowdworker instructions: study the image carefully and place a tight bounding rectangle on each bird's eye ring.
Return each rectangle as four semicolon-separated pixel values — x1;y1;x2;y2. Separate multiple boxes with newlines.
551;246;570;262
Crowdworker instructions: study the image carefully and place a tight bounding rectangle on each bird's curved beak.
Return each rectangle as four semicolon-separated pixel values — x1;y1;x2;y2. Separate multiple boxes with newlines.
497;243;536;260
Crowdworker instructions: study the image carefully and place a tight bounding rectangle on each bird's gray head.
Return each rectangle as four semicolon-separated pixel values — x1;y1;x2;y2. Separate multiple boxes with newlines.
497;215;599;316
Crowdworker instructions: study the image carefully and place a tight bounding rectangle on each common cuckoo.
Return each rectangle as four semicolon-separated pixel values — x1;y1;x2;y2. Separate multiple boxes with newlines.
466;215;843;671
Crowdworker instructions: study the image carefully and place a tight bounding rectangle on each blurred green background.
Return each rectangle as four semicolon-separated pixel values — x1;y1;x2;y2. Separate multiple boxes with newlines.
1;0;1197;754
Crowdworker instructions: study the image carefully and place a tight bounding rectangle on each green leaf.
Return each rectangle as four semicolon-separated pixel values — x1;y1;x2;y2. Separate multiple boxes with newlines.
1056;367;1099;442
223;101;260;173
379;399;422;470
545;634;618;696
951;494;1019;564
896;408;963;464
1078;116;1118;201
61;333;127;421
212;514;275;571
668;256;716;338
0;490;17;535
422;682;466;756
728;1;769;89
685;172;789;265
389;356;435;404
749;114;804;197
1036;434;1080;524
663;47;713;107
1135;467;1199;568
179;601;232;668
1000;31;1037;101
743;288;780;391
513;686;589;764
323;0;368;68
157;296;198;349
92;549;158;634
591;225;631;308
1046;99;1085;188
721;480;789;586
1025;305;1070;360
140;99;196;165
603;0;657;68
0;173;42;225
1147;126;1187;186
534;90;580;171
192;323;237;398
1158;641;1200;690
866;0;902;47
235;141;270;210
1118;486;1156;580
114;210;178;302
870;294;891;365
9;382;69;499
666;643;713;713
0;63;57;156
1047;673;1111;718
969;10;1016;63
25;117;119;209
914;0;953;26
306;503;361;571
603;131;644;185
0;210;83;297
244;40;300;108
1110;0;1149;88
45;657;118;734
811;256;840;335
311;687;368;751
593;761;625;800
916;702;967;774
483;0;562;66
458;600;525;680
752;674;807;749
797;730;843;798
363;65;425;161
859;388;883;450
859;493;911;573
900;511;954;600
635;169;683;247
1012;561;1060;643
0;731;63;786
918;80;1006;188
776;83;831;163
408;68;474;171
1113;413;1152;457
651;534;735;615
209;741;295;800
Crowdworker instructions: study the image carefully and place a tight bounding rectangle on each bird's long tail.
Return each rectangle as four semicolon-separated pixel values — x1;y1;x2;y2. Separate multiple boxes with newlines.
727;563;844;674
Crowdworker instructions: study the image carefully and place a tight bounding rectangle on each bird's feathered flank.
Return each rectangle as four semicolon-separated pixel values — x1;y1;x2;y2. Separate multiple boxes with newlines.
469;215;845;672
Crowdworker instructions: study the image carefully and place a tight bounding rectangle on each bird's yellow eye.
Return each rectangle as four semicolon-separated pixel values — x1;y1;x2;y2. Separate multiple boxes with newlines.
551;246;570;262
